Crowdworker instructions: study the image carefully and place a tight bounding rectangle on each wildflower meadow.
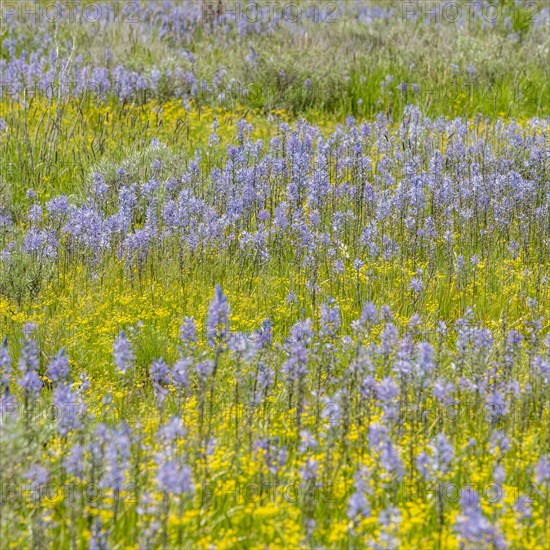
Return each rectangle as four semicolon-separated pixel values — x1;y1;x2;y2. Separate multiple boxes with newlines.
0;1;549;549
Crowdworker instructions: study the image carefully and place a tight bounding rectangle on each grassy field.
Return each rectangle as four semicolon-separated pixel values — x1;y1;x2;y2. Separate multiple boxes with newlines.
0;2;549;549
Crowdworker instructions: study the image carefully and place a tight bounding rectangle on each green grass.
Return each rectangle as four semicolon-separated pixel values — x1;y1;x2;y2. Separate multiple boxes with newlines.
0;3;549;548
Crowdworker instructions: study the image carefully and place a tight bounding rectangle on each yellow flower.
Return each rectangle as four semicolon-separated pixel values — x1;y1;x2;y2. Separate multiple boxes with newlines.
253;502;279;520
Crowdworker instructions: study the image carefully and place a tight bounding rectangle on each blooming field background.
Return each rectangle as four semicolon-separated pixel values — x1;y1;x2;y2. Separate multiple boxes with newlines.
0;1;549;548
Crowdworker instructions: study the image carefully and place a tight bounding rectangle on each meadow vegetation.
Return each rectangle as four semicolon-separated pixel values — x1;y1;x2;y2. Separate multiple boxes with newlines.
0;1;549;548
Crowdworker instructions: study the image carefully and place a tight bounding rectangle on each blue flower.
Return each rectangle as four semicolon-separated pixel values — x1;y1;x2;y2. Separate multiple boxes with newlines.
113;331;134;376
